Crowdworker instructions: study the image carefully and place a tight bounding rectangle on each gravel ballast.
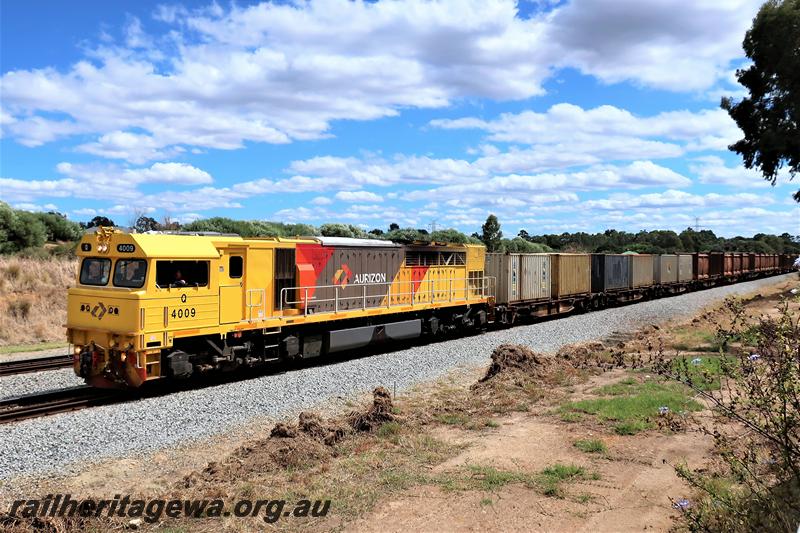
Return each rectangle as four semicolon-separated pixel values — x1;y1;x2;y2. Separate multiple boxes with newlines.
0;273;795;482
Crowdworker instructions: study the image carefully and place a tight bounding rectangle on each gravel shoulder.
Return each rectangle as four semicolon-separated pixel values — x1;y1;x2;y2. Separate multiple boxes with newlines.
0;274;795;487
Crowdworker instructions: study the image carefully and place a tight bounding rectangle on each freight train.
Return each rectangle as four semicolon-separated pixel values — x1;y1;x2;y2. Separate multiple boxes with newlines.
66;228;797;388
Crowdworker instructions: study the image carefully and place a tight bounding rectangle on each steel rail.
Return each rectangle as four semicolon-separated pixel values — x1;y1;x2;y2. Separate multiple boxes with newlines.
0;354;73;377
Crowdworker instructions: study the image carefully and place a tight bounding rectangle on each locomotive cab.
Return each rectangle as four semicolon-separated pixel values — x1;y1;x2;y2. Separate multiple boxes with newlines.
66;228;239;387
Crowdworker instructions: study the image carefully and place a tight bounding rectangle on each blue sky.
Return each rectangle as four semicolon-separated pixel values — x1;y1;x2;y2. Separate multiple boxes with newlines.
1;0;798;238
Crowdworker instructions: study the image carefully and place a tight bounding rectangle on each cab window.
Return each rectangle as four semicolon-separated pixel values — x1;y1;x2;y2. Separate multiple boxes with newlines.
229;256;243;278
113;259;147;288
156;260;209;288
80;258;111;286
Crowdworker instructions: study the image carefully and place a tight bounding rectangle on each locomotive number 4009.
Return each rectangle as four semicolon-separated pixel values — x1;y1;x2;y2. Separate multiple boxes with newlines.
171;307;196;319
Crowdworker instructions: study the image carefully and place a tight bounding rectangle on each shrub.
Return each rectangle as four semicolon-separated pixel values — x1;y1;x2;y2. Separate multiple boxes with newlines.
500;237;552;253
0;202;47;253
652;297;800;531
8;298;32;319
34;212;83;241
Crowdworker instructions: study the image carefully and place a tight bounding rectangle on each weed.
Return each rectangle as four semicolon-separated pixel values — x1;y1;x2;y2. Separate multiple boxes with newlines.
560;411;584;423
377;421;402;438
574;439;607;454
435;413;471;426
536;463;592;498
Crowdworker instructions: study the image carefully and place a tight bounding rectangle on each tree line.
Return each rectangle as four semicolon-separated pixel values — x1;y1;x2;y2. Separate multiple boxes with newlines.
1;202;797;256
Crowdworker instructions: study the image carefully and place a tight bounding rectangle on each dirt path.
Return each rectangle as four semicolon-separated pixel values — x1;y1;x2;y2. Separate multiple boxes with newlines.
348;370;709;533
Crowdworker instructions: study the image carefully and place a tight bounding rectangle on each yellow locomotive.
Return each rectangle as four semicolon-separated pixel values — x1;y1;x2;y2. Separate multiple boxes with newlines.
67;228;492;388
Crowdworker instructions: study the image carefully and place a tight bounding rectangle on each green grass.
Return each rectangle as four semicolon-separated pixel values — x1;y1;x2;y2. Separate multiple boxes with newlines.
561;378;702;435
437;465;536;493
671;355;729;391
0;341;68;355
435;413;471;426
574;439;607;454
377;421;402;438
613;420;652;435
537;464;594;498
669;326;722;352
560;411;584;423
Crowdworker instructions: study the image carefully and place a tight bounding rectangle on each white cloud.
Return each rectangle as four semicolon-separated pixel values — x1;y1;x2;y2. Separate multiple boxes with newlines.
335;190;384;203
0;0;761;162
583;189;771;210
11;202;59;212
1;162;214;206
543;0;761;91
311;196;333;205
690;155;778;188
431;103;740;154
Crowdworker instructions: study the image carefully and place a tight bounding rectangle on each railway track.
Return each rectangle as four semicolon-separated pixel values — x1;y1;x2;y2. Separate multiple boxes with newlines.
0;386;127;424
0;354;73;377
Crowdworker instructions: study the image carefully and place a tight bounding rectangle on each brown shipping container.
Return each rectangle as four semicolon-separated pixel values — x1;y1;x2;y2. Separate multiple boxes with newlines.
654;254;679;284
693;253;709;279
551;253;591;298
630;254;654;288
677;254;693;282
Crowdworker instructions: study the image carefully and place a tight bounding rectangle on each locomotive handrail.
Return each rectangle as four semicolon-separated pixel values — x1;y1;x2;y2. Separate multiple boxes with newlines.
279;276;495;317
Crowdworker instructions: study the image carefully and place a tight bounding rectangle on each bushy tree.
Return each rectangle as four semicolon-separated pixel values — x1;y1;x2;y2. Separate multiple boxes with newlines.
319;223;373;239
85;215;115;228
384;227;431;243
133;216;159;233
0;203;47;253
480;214;502;252
430;228;472;244
722;0;800;202
33;212;82;242
500;237;552;253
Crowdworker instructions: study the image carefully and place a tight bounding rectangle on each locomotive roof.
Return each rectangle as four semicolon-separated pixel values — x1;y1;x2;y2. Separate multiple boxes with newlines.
77;228;478;259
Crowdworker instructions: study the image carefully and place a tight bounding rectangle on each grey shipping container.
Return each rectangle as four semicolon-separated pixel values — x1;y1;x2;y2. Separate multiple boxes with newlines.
677;254;693;282
654;254;679;284
591;254;630;292
519;254;551;302
551;254;591;298
485;253;519;304
629;254;654;288
485;253;550;304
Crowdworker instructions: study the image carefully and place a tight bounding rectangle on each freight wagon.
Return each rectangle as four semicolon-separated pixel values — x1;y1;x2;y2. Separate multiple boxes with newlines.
485;253;591;322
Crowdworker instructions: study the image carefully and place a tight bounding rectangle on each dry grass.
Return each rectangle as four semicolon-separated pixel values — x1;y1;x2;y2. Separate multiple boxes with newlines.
0;256;77;347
